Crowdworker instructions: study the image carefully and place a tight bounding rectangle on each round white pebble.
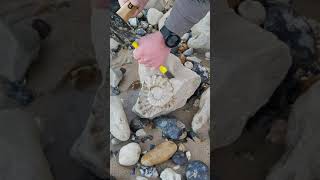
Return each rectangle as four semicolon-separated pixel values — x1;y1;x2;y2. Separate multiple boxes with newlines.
184;61;193;69
118;143;141;166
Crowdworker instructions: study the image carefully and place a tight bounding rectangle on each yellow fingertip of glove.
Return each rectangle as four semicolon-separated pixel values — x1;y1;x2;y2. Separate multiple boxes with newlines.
159;65;168;74
131;41;139;49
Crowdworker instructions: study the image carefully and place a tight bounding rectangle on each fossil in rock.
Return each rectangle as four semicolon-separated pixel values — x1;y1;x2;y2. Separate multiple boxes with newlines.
132;53;201;119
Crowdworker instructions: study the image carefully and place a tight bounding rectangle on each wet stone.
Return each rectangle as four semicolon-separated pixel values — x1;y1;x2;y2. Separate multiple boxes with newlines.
183;48;193;56
185;160;209;180
154;116;186;140
130;118;151;132
139;166;159;178
136;28;147;36
192;62;209;84
172;151;188;165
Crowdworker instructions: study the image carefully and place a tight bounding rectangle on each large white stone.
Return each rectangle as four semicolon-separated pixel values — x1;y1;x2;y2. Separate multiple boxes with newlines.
133;54;201;119
238;0;266;25
212;7;291;149
160;168;182;180
118;142;141;166
192;88;210;132
110;95;130;141
187;12;210;50
158;8;172;30
147;8;164;26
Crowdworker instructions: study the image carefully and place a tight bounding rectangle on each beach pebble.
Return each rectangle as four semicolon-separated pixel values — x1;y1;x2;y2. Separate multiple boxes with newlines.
173;165;180;170
186;151;191;160
160;168;182;180
188;12;210;50
193;99;200;107
154;116;186;140
186;56;202;63
141;141;177;166
181;33;191;42
136;129;147;137
139;166;159;178
158;8;172;29
183;48;193;56
192;62;209;84
140;21;149;29
178;42;189;53
118;143;141;166
205;52;210;60
130;118;151;132
136;28;147;36
172;151;188;165
129;18;138;27
238;0;266;25
110;38;120;51
137;12;144;18
147;8;164;26
178;143;186;152
185;161;209;180
184;61;193;69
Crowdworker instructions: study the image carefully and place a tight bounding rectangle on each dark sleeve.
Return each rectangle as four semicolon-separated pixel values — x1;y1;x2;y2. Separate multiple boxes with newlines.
164;0;211;36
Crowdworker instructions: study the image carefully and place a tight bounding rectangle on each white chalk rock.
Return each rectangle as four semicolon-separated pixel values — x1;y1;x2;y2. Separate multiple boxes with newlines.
188;12;210;50
110;38;120;51
205;52;210;60
133;54;201;119
145;0;166;11
110;96;130;141
111;48;134;68
136;176;148;180
118;142;141;166
181;33;191;42
184;61;193;69
110;68;123;87
158;8;172;30
160;168;182;180
147;8;164;26
238;0;266;25
129;18;139;27
192;88;210;132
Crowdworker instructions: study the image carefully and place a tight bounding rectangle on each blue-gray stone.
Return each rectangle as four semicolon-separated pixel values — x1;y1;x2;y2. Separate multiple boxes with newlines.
185;160;209;180
183;48;193;56
192;62;209;84
172;151;188;165
139;166;158;178
136;28;147;36
154;116;186;140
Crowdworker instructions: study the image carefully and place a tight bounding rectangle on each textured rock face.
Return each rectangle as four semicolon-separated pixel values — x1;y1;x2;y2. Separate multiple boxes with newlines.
147;8;164;26
0;19;40;82
160;168;182;180
192;88;210;132
118;143;141;166
238;0;266;25
110;95;130;141
212;8;291;149
187;12;210;50
267;81;320;180
141;141;177;166
133;54;201;119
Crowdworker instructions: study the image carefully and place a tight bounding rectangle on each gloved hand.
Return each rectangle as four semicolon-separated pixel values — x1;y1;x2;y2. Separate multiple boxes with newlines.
118;0;148;17
133;31;171;68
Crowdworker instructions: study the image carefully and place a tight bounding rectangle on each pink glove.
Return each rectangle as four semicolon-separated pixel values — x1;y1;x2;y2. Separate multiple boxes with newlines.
118;0;148;17
133;31;171;68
